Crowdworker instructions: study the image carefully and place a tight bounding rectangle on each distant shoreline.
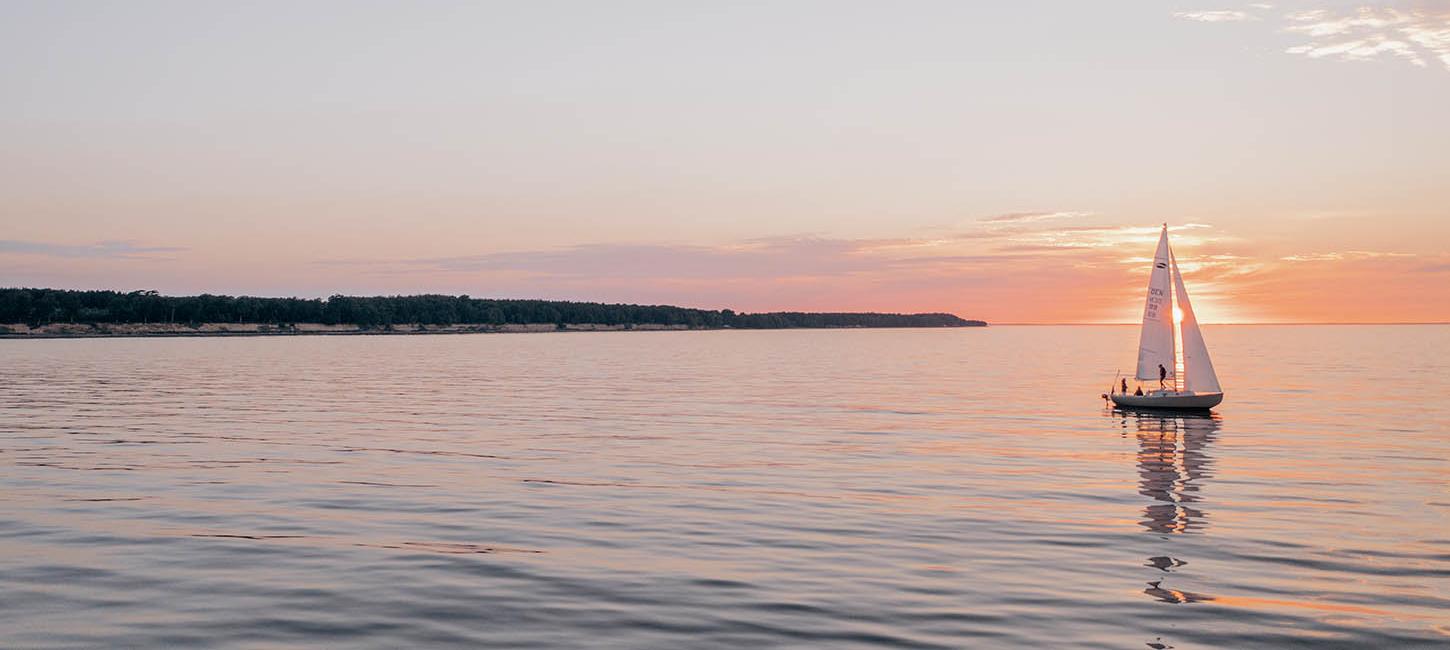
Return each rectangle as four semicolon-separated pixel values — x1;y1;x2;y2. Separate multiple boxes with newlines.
0;289;985;334
0;321;985;339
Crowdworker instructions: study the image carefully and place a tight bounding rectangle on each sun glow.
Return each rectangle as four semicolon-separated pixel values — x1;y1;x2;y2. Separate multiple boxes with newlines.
1173;307;1184;324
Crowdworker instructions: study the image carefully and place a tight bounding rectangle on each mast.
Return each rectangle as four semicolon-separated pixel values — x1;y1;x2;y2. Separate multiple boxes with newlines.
1165;229;1177;391
1170;235;1180;393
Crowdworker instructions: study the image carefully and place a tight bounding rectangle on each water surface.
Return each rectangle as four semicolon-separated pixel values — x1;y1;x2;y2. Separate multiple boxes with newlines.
2;326;1447;648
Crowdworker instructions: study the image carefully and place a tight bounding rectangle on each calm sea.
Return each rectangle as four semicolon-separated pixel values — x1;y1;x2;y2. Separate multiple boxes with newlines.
2;326;1447;648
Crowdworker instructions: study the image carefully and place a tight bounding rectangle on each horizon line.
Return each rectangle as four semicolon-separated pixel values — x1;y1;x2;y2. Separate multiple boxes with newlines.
996;321;1450;326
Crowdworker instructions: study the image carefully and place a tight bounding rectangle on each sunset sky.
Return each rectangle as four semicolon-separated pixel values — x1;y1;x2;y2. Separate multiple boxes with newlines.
2;1;1447;323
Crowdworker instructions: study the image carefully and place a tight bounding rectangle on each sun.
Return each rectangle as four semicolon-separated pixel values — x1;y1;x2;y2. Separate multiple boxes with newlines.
1173;307;1184;324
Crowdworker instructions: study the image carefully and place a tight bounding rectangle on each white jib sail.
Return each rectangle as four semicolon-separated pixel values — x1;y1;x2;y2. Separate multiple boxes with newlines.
1136;226;1176;383
1171;251;1221;393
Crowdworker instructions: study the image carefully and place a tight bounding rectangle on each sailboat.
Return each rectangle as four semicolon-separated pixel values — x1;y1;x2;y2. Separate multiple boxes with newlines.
1109;225;1224;410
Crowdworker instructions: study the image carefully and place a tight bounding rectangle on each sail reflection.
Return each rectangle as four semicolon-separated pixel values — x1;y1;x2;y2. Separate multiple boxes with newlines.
1119;410;1220;535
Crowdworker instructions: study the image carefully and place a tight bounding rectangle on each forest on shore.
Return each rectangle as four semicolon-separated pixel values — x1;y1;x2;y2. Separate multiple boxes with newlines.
0;288;985;330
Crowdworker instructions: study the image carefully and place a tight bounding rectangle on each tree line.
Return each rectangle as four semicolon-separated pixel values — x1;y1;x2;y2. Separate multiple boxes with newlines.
0;288;984;329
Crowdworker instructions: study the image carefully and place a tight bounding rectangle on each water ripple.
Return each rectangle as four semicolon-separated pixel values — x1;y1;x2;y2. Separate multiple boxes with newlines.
1;327;1447;648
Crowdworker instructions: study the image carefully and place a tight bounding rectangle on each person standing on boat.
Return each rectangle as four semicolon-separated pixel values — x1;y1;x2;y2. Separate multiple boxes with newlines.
1121;378;1128;395
1158;363;1167;390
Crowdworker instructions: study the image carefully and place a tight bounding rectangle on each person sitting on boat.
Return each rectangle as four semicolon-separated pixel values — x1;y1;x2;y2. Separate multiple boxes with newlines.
1158;363;1167;389
1134;386;1143;396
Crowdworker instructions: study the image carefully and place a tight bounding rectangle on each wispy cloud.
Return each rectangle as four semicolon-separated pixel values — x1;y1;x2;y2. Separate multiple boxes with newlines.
996;223;1217;251
0;240;185;259
1182;4;1450;72
1281;250;1414;262
979;210;1092;224
1176;10;1253;23
1284;7;1450;69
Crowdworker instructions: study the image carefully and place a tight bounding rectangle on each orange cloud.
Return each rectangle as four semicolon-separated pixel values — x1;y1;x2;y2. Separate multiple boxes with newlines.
1175;10;1254;23
298;218;1445;324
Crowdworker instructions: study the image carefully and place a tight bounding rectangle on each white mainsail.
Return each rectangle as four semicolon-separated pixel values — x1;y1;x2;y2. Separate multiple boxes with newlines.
1170;251;1221;393
1135;226;1176;383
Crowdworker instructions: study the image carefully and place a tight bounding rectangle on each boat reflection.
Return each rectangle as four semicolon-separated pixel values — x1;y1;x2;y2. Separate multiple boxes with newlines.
1118;409;1220;535
1112;408;1223;624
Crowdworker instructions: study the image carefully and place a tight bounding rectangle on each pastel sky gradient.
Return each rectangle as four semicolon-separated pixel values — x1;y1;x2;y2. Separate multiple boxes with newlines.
3;1;1448;323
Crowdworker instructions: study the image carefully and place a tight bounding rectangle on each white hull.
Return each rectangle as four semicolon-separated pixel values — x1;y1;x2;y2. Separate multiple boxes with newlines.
1111;391;1223;410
